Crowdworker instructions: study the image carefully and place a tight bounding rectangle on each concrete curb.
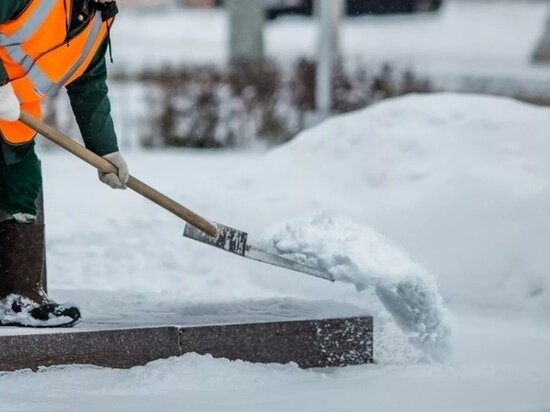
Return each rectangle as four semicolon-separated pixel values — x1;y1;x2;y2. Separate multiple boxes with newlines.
0;317;373;371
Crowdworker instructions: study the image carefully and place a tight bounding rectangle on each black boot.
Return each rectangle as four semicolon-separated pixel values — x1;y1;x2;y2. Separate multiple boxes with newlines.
0;222;81;327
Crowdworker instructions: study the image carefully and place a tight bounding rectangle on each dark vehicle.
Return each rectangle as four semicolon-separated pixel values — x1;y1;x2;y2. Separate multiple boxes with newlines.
265;0;443;20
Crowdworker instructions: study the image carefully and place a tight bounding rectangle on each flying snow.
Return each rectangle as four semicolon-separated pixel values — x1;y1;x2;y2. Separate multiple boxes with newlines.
268;213;451;359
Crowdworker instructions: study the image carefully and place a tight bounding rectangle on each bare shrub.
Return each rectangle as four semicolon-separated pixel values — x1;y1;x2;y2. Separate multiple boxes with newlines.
291;59;432;113
115;59;433;148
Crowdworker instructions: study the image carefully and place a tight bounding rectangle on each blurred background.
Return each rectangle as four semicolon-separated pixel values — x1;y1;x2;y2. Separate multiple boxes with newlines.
46;0;550;150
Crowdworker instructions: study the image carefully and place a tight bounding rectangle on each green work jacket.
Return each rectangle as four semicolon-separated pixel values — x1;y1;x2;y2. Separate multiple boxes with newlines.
0;0;118;165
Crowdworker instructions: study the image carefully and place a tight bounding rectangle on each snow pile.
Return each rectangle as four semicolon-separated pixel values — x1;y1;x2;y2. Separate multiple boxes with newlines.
269;213;450;357
260;93;550;314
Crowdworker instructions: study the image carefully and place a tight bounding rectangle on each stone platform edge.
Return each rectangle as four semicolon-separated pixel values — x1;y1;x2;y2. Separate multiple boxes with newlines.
0;316;373;372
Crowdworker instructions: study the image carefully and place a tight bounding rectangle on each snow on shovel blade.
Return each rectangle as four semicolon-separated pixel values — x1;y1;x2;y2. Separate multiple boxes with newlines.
183;223;335;282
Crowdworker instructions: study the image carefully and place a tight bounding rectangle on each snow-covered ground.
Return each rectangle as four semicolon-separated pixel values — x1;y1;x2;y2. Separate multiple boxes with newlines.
2;1;550;409
112;0;550;84
2;93;550;411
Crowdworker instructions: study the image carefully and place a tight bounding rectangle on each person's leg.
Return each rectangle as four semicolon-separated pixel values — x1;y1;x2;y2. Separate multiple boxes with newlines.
0;147;42;223
0;146;80;327
0;221;49;303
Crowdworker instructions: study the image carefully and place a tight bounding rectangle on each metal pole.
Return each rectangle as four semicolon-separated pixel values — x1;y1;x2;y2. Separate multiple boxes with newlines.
315;0;343;119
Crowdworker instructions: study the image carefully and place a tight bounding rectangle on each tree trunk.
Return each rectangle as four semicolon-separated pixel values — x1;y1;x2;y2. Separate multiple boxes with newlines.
227;0;265;63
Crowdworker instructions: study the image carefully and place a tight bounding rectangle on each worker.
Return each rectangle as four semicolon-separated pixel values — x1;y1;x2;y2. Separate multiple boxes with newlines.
0;0;128;327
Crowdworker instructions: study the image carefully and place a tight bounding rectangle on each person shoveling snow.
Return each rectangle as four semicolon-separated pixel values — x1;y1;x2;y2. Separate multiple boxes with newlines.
0;0;124;327
267;213;451;359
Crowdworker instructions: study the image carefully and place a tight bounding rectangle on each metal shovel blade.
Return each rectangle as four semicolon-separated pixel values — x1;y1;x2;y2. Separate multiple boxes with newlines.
183;222;335;282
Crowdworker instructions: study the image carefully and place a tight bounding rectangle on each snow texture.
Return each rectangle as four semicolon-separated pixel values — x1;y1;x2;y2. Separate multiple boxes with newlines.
2;93;550;410
269;213;450;357
260;93;550;315
2;1;550;409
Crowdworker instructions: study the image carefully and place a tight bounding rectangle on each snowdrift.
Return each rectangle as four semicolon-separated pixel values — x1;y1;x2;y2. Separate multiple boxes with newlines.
261;93;550;314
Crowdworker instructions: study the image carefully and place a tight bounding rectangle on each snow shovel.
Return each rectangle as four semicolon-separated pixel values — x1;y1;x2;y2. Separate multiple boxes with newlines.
19;112;334;283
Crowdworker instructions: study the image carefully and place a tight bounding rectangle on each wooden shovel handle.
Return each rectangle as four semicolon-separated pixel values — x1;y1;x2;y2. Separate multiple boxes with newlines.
19;112;218;237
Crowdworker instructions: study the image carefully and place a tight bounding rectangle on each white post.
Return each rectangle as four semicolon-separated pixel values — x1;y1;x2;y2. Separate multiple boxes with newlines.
315;0;343;119
534;13;550;63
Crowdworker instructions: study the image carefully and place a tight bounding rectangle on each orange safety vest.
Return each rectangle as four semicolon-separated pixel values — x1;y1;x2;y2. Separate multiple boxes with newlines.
0;0;114;145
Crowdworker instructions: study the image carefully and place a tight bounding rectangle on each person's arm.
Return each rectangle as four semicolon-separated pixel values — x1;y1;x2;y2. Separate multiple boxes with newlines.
66;41;128;189
66;41;118;156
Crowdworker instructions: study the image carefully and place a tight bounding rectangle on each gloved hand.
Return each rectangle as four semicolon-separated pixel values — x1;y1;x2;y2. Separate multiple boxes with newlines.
98;151;129;190
0;82;21;122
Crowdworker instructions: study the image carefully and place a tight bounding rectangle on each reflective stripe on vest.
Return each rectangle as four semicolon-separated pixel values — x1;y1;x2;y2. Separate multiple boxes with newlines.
0;0;113;145
32;13;104;97
0;0;57;46
1;4;105;97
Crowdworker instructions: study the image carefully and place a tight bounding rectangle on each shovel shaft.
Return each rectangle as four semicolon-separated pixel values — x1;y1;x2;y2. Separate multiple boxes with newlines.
19;112;218;237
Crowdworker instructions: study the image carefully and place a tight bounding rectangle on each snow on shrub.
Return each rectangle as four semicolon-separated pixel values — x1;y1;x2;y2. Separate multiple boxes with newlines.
109;60;431;148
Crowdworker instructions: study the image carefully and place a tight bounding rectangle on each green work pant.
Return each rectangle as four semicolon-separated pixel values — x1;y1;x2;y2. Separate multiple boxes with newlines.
0;142;42;218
